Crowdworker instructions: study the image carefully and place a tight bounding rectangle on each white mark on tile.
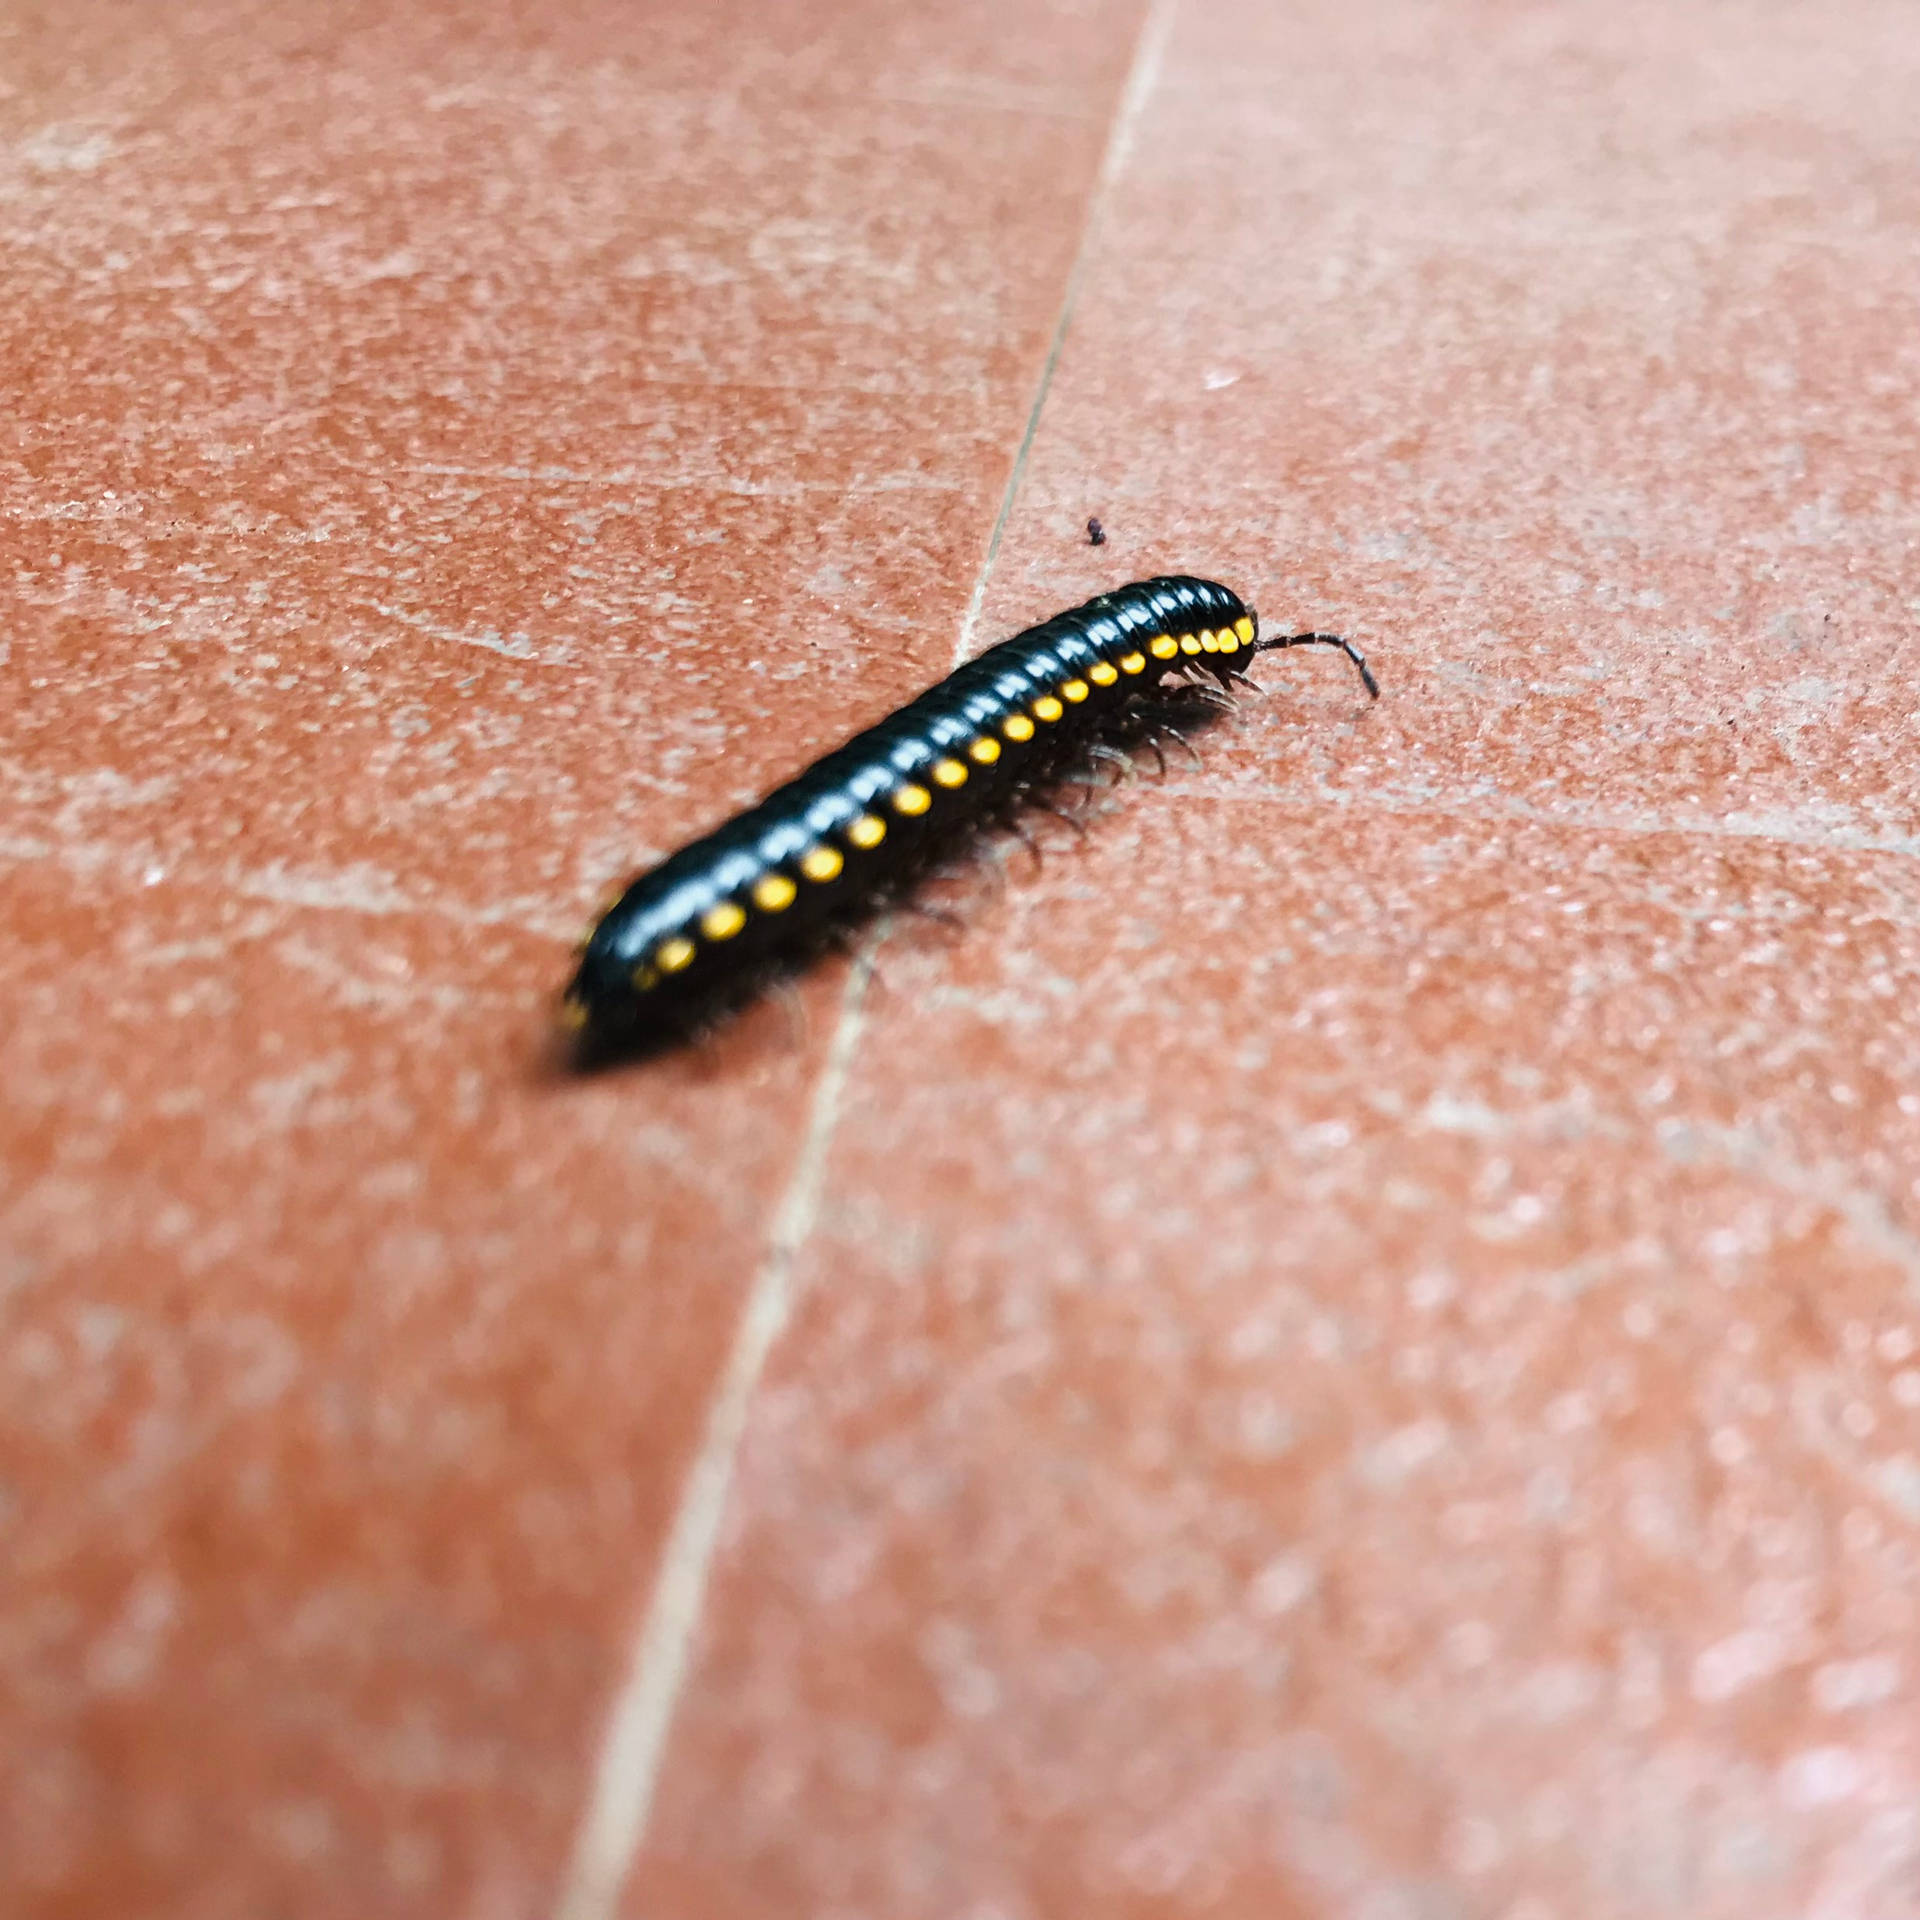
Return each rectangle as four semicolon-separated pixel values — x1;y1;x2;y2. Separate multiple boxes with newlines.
359;249;419;282
1444;1816;1502;1875
264;1799;336;1862
1811;1655;1901;1711
1248;1552;1317;1618
1618;1636;1666;1727
1419;1092;1510;1136
1841;1507;1881;1551
1528;1662;1604;1720
21;125;113;173
1237;1392;1294;1459
1778;1746;1864;1809
230;860;415;917
919;1619;1001;1720
1871;1453;1920;1521
1444;1620;1496;1668
1692;1629;1788;1702
1545;1390;1596;1433
1363;1419;1450;1485
1304;1317;1342;1360
1841;1400;1877;1438
84;1572;180;1692
363;599;541;662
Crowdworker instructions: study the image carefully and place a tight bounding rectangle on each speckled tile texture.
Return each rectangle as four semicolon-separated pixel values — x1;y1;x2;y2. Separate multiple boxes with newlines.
6;0;1920;1917
1;1;1146;1913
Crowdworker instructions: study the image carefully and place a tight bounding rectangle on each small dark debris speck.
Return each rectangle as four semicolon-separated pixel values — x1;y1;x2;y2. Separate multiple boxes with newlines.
1086;517;1105;546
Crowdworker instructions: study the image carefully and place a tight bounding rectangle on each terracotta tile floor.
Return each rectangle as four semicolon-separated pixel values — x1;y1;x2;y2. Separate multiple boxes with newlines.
6;1;1920;1915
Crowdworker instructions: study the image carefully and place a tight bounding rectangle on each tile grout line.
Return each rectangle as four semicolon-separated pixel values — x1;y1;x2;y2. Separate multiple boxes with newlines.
553;957;873;1920
950;0;1179;670
553;12;1176;1914
1156;773;1920;858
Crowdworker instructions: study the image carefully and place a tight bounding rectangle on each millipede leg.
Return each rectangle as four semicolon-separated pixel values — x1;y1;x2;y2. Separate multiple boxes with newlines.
1003;818;1048;873
1176;681;1237;714
903;897;968;935
944;840;1006;898
1149;723;1205;770
773;978;809;1048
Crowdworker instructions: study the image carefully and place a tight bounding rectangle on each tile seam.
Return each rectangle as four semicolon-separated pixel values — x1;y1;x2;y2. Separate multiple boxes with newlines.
0;840;576;937
950;0;1180;670
552;954;873;1920
1154;779;1920;858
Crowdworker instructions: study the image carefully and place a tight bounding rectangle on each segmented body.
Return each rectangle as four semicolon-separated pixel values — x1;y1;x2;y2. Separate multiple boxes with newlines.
563;576;1317;1053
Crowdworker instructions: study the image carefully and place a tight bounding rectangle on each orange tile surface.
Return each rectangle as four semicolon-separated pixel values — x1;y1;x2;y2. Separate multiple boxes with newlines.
2;1;1146;1913
7;1;1920;1918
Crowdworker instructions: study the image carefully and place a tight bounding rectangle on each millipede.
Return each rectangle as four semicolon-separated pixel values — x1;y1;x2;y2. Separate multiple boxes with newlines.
561;576;1377;1059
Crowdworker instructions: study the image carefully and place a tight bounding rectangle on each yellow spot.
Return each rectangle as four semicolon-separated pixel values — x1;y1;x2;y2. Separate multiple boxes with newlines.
1150;634;1179;659
1089;661;1118;686
559;998;589;1032
1200;630;1221;652
1033;695;1064;722
1217;627;1241;652
932;757;969;788
848;813;887;848
893;783;932;816
1179;634;1203;655
801;845;844;882
969;736;1001;765
1062;679;1090;703
1003;713;1035;742
630;965;660;991
753;873;797;912
1119;651;1146;674
1234;616;1255;642
658;936;696;973
701;901;746;940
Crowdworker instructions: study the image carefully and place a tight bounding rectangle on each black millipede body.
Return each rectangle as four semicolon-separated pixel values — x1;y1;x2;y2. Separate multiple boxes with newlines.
561;576;1376;1058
